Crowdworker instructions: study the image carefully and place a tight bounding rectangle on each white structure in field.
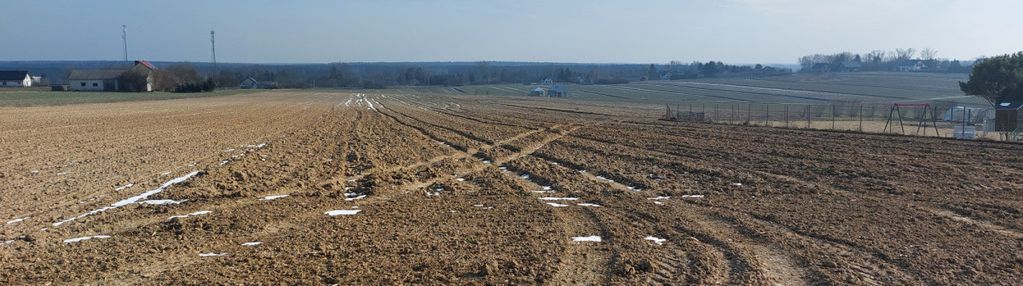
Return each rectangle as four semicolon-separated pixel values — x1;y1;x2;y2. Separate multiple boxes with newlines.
0;71;32;87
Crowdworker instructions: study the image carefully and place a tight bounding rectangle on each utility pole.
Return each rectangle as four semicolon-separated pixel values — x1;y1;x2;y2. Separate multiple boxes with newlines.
210;30;217;70
122;25;129;63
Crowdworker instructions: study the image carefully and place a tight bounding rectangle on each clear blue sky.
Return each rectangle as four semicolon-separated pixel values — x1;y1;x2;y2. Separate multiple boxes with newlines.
2;0;1020;64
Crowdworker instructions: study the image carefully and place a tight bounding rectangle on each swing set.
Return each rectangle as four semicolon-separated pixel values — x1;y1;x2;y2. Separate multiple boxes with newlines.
883;103;941;136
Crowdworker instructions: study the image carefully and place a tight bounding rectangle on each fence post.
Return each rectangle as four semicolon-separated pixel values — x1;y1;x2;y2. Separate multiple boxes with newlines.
961;106;967;139
806;104;811;129
714;103;719;123
747;104;752;125
832;105;836;130
785;104;789;128
859;105;863;132
765;104;769;126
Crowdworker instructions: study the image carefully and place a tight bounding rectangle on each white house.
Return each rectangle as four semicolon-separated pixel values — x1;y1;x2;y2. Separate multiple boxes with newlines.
0;71;32;87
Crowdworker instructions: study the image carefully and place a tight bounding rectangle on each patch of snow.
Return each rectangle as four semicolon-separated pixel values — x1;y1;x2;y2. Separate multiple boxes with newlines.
654;201;664;205
63;235;111;244
6;217;28;225
647;196;670;201
577;203;602;207
645;236;667;245
53;171;200;226
681;195;705;199
260;195;289;201
482;160;492;164
344;195;367;201
114;183;134;191
473;204;494;210
572;235;602;242
456;178;465;182
199;252;228;257
539;197;579;201
114;171;199;207
325;210;362;216
519;174;530;179
141;199;186;205
731;182;743;187
241;242;262;247
546;202;569;207
541;186;552;191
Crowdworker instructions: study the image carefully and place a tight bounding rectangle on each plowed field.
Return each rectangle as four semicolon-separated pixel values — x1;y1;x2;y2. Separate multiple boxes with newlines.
2;91;1021;285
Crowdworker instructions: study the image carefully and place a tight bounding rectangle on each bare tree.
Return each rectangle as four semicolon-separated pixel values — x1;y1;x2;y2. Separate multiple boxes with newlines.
895;48;917;61
919;48;938;60
865;50;887;63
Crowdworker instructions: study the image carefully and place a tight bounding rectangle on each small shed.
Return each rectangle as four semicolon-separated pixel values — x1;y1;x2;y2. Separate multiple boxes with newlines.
994;102;1023;132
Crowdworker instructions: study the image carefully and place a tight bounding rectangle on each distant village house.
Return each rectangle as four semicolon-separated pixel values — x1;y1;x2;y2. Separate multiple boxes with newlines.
0;71;33;87
67;61;157;92
527;78;568;97
239;76;277;89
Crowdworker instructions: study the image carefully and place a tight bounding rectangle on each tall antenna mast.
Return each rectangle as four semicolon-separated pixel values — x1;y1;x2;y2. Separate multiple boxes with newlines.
210;30;217;69
122;25;129;63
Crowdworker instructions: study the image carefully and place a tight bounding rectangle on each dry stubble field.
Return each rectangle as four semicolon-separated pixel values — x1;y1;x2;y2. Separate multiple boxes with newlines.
1;91;1022;285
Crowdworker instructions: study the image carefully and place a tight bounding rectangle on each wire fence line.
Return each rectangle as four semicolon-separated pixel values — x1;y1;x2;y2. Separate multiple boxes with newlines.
662;102;1001;139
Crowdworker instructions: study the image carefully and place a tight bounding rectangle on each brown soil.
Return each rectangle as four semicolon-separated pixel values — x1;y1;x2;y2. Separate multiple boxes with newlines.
1;91;1021;285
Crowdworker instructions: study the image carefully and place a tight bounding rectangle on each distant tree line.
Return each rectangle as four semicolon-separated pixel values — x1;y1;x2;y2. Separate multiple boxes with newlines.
798;48;972;73
1;60;792;91
192;61;791;89
654;61;791;80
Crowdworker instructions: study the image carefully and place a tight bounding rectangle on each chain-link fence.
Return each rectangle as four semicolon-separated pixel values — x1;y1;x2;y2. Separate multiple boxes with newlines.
663;102;1004;140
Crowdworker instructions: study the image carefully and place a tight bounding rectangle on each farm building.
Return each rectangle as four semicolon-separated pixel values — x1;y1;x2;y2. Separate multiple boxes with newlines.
239;77;277;89
838;62;862;72
527;78;569;97
529;87;545;96
994;102;1023;132
68;61;156;92
0;71;33;87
